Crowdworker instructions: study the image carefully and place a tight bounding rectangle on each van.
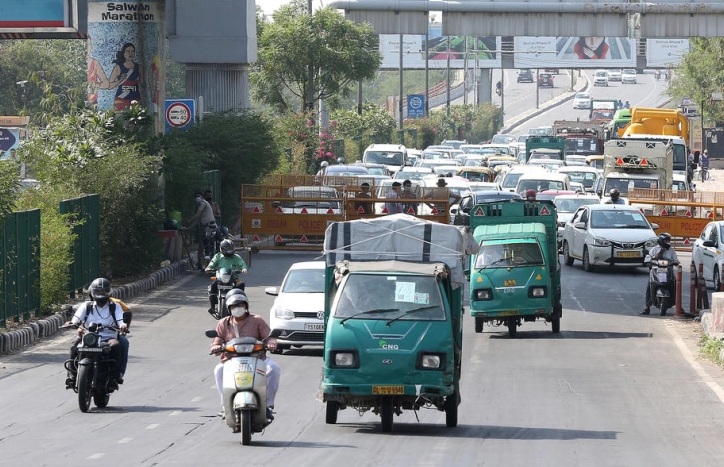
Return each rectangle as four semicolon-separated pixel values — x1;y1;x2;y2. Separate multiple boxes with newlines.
363;144;408;174
594;70;609;87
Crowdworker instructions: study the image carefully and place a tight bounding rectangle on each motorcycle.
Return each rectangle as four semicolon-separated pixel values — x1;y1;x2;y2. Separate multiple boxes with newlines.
648;257;677;316
203;223;226;260
208;267;245;320
206;328;282;445
63;323;124;412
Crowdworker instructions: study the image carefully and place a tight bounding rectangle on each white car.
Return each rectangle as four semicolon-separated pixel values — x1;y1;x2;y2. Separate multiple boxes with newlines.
691;221;724;290
607;69;622;82
553;194;603;250
573;92;592;110
266;261;326;353
562;204;659;272
593;69;608;87
622;69;637;84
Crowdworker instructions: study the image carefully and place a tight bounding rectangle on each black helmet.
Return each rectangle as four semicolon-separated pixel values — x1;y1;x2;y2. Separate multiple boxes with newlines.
220;239;235;257
657;232;672;249
610;188;620;199
89;277;111;301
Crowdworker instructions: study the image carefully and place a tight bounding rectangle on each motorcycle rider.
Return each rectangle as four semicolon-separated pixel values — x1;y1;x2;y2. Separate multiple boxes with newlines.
204;239;248;317
641;233;679;315
210;291;280;421
65;278;128;389
604;188;626;205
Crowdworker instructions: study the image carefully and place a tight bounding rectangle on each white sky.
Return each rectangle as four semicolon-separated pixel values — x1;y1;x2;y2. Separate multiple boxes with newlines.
258;0;324;16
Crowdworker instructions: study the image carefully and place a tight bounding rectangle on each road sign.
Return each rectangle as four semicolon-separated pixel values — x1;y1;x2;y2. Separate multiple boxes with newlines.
407;94;425;118
164;99;195;133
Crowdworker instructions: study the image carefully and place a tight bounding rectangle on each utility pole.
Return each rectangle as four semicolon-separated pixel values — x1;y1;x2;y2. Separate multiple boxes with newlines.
306;0;315;112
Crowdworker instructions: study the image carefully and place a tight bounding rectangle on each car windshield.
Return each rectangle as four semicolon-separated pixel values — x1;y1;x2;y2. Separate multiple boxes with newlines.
333;274;446;321
590;210;651;229
282;268;325;293
561;171;598;188
555;198;600;213
518;179;565;192
502;172;524;188
475;242;544;268
365;151;403;165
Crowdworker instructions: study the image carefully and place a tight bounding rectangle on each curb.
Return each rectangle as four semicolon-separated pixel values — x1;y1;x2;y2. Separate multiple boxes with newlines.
0;257;193;355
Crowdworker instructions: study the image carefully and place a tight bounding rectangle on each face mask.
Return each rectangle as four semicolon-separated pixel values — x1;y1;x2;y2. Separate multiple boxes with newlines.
231;306;247;318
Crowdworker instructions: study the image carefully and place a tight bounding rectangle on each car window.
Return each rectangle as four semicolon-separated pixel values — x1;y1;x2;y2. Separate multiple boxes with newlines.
711;225;719;244
282;268;325;293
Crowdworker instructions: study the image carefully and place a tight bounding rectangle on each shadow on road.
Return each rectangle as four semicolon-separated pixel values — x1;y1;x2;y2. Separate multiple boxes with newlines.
486;330;653;339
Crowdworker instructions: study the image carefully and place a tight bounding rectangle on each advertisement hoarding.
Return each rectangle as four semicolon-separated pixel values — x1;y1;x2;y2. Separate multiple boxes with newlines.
514;37;636;68
0;0;85;38
646;39;690;68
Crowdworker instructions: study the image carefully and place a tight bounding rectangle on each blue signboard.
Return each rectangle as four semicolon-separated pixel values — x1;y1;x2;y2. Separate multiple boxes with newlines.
165;99;196;133
407;94;425;118
0;0;65;27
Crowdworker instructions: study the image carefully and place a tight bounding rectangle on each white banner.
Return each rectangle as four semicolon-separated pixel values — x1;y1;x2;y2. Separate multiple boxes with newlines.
514;37;636;68
646;39;689;68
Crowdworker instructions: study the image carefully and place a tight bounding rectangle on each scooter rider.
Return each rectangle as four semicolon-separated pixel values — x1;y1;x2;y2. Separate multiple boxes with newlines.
65;278;128;389
204;239;248;317
641;233;679;315
210;291;280;421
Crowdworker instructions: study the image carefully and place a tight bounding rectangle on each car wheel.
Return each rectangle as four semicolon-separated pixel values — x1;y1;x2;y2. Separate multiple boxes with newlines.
715;267;721;292
582;246;595;272
563;241;574;266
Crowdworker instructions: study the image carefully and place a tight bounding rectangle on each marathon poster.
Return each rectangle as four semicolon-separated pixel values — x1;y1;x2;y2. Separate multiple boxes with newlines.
514;37;636;68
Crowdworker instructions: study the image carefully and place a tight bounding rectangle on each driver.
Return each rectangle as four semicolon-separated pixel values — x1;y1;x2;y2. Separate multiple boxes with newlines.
641;233;679;315
210;291;280;421
205;239;248;317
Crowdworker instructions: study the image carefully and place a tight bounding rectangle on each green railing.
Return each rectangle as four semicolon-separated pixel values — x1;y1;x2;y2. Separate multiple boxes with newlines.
59;194;100;295
0;209;41;323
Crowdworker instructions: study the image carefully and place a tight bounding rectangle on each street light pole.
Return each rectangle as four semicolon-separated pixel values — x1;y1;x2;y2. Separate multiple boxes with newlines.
399;33;404;130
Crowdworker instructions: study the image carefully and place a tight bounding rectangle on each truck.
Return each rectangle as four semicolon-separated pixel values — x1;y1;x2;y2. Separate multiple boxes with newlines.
589;99;619;124
601;139;673;206
620;107;689;175
468;200;562;337
321;214;477;432
552;120;607;156
523;135;566;163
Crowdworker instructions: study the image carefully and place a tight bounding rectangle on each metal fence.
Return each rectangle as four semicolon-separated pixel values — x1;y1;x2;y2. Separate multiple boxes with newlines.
0;209;41;323
59;194;100;295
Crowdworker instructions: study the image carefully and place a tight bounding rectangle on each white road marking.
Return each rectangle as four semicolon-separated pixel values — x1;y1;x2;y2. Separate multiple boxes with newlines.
191;396;202;402
169;410;181;416
88;453;105;459
146;423;160;429
118;437;133;444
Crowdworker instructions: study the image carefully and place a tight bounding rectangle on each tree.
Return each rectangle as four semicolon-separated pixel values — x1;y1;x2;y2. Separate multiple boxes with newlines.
332;103;398;160
669;38;724;125
252;5;381;113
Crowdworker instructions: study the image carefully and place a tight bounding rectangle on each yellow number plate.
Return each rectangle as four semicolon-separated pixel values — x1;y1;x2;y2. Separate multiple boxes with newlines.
498;309;519;316
615;250;641;258
372;385;404;395
234;371;253;387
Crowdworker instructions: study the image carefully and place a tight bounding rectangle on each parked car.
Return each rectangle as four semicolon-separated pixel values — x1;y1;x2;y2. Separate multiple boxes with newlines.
266;261;327;353
593;69;609;87
622;68;637;84
573;92;592;110
537;73;554;88
607;69;622;82
562;204;659;272
517;68;534;83
692;221;724;290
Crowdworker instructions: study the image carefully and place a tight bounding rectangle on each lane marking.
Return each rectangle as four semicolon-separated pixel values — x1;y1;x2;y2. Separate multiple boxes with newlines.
118;437;133;444
146;424;160;429
169;410;181;416
88;453;105;459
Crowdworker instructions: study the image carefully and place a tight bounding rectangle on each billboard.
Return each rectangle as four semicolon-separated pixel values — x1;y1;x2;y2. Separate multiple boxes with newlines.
0;0;86;38
514;37;636;68
646;39;690;68
380;23;501;70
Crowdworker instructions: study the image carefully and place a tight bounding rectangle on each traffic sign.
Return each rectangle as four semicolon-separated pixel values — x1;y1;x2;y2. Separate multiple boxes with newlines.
164;99;195;133
407;94;425;118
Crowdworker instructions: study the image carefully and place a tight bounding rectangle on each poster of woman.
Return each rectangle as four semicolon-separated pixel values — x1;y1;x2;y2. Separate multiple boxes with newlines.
513;36;635;68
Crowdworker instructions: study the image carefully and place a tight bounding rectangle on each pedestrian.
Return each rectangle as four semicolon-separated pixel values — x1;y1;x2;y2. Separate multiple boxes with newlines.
384;182;402;214
354;182;373;214
424;177;460;213
400;179;418;214
700;149;710;182
204;189;228;237
688;151;698;185
184;192;216;269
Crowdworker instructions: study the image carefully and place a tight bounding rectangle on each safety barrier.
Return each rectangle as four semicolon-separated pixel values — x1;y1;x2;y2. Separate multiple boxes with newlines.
59;194;100;295
0;209;41;324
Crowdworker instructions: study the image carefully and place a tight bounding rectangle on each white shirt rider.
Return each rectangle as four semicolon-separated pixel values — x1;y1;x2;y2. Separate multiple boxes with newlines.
71;301;125;341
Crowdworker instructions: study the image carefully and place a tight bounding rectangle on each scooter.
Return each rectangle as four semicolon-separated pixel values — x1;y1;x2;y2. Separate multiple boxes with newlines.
206;329;281;445
648;257;676;316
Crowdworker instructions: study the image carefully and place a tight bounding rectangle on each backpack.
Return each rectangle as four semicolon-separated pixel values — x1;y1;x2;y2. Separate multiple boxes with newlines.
84;301;117;322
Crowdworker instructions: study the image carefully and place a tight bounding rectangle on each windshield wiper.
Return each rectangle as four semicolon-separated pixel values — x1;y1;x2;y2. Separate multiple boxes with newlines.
478;258;508;271
339;308;398;325
386;306;439;326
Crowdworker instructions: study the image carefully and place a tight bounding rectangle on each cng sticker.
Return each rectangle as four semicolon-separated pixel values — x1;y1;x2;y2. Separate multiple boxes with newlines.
539;206;551;215
378;340;399;350
535;273;542;280
504;279;517;286
474;207;485;216
476;276;484;282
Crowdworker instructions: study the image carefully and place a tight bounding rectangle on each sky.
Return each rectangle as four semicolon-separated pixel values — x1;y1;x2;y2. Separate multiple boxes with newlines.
258;0;323;16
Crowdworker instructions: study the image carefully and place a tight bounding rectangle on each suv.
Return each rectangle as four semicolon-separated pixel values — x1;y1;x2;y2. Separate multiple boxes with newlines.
537;73;554;88
517;69;534;83
593;69;608;87
362;144;407;174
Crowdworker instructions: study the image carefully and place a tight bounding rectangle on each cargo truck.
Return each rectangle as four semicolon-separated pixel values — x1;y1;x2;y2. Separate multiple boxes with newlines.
523;136;566;163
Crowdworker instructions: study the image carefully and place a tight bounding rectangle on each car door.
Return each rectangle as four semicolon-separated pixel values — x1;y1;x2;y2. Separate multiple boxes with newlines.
571;207;590;257
565;207;585;257
701;223;718;282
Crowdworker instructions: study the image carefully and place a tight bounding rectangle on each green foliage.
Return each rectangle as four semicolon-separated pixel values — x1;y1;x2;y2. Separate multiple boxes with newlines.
18;106;163;277
15;186;76;313
699;334;724;367
253;6;381;112
332;103;398;150
669;38;724;125
0;161;20;219
161;112;280;227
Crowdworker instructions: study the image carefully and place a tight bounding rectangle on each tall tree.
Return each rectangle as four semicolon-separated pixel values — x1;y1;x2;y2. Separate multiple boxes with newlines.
252;4;381;113
669;38;724;125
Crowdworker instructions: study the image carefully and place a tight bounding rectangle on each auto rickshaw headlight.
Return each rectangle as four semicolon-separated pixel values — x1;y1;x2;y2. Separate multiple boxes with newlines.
474;288;493;300
330;350;358;368
418;354;442;369
529;286;547;298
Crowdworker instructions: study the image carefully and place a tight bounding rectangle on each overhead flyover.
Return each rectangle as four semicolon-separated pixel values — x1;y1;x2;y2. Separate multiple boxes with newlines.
328;1;724;37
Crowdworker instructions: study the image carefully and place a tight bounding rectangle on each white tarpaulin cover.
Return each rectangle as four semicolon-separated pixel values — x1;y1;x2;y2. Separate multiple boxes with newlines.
323;214;478;286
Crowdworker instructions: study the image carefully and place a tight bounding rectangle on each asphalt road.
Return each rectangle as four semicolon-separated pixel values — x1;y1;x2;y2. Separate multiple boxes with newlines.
2;249;724;466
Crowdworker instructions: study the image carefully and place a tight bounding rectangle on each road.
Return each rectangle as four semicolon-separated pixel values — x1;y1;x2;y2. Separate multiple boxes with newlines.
2;249;724;466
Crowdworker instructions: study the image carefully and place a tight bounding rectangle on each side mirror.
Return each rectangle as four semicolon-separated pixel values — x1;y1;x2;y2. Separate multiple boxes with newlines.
205;329;218;338
574;222;585;229
265;286;279;297
650;223;659;230
703;240;716;247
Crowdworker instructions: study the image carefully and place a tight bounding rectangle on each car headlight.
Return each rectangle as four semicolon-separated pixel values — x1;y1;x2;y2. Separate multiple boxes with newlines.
645;237;658;248
274;307;294;319
330;350;358;368
528;286;548;298
417;353;446;370
473;288;493;300
592;236;611;247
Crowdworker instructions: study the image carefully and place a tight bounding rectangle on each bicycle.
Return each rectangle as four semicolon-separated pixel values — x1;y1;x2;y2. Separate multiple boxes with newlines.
695;167;710;182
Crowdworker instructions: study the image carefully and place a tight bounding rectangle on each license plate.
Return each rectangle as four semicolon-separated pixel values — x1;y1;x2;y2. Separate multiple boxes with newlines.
79;347;103;353
498;310;519;316
372;385;404;395
656;272;668;282
615;250;641;258
304;323;324;331
219;286;233;290
234;371;253;387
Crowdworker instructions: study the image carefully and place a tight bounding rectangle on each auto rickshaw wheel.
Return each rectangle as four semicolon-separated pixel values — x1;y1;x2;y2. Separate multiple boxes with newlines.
551;316;560;333
325;401;339;424
474;316;483;333
380;397;394;433
507;319;518;338
445;391;459;428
